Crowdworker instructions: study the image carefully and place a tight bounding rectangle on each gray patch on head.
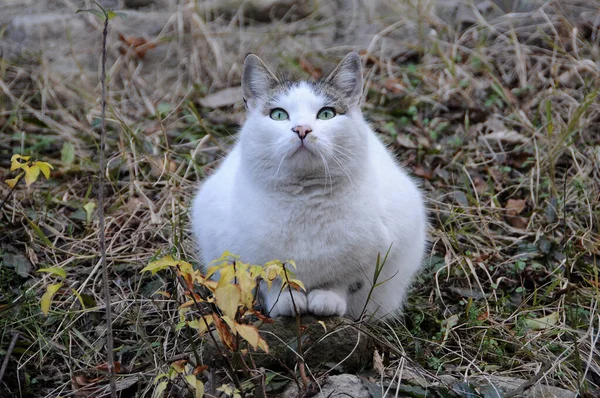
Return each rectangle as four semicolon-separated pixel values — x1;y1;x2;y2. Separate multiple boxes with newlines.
348;280;363;294
261;80;352;116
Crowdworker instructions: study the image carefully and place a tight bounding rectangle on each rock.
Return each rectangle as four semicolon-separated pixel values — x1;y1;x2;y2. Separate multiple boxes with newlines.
199;87;243;109
201;315;372;373
282;374;372;398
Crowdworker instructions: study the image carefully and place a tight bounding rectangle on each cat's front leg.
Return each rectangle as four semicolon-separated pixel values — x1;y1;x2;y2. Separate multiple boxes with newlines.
263;283;308;317
307;288;348;317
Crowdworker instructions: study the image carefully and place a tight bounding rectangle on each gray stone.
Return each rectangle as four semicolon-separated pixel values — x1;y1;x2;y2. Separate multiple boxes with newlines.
201;316;372;373
283;374;372;398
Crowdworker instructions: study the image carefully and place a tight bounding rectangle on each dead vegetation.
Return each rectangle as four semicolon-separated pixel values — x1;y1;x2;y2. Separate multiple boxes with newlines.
1;0;599;397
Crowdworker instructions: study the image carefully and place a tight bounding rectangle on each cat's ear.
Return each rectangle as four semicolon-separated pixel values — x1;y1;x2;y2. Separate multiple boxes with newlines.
325;52;363;105
242;54;279;110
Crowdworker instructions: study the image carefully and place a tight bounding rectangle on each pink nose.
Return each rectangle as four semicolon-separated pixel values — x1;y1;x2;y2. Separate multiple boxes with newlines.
292;125;312;140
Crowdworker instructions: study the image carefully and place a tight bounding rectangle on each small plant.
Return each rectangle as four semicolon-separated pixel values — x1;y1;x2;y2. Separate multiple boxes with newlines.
141;251;305;396
1;154;54;213
5;154;53;189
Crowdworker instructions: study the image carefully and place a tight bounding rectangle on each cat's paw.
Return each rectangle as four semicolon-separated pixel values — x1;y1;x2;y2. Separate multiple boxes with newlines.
307;289;347;316
265;289;308;317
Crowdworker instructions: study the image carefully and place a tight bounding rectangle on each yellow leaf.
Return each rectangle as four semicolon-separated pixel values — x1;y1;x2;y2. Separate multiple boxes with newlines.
217;265;235;288
5;172;24;188
317;320;327;332
285;278;306;292
41;282;63;316
83;201;96;224
196;380;204;398
24;164;40;186
34;161;53;179
10;154;30;171
187;316;213;335
184;375;197;390
524;312;559;330
38;267;67;279
286;259;297;269
152;381;168;398
141;255;178;274
235;323;268;353
214;284;240;319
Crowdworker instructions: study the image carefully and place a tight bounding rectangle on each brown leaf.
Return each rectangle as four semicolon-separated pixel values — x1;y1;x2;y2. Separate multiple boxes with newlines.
413;165;433;180
384;78;404;94
118;33;155;58
299;58;323;79
95;362;121;373
193;365;209;375
171;359;187;373
505;199;526;216
212;313;237;351
508;216;529;230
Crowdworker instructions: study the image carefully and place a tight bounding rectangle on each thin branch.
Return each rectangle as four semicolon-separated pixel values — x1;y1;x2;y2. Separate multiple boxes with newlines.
0;181;18;213
0;332;19;385
98;14;117;398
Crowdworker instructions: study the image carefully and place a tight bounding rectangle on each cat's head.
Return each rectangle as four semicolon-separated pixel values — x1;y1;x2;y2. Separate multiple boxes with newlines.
239;52;367;186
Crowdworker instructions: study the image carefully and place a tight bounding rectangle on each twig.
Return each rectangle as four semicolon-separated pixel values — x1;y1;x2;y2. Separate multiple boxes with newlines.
98;13;117;398
0;177;20;213
0;332;19;385
282;263;310;389
505;361;554;398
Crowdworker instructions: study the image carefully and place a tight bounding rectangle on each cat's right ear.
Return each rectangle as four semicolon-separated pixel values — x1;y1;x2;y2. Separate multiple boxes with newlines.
242;54;279;110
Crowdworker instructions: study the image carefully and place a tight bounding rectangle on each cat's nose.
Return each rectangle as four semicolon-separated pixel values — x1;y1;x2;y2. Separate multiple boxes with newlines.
292;125;312;140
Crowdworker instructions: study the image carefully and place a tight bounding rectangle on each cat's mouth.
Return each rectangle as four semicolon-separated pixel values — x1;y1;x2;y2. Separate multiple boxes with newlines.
291;142;314;156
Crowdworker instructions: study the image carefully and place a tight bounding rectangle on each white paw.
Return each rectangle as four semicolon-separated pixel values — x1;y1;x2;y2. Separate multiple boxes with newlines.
307;290;347;316
265;289;308;317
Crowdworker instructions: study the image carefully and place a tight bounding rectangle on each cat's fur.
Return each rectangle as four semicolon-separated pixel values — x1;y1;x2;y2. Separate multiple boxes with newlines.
191;52;427;319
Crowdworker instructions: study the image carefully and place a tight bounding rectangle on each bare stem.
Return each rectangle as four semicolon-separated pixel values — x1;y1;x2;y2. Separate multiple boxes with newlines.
0;332;19;385
0;177;19;213
282;263;310;389
98;14;117;398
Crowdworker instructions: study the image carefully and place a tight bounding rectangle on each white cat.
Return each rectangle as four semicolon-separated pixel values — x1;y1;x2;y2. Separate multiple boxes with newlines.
191;52;427;320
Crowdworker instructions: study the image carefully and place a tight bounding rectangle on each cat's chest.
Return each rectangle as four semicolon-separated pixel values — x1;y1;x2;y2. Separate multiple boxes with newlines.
231;187;380;263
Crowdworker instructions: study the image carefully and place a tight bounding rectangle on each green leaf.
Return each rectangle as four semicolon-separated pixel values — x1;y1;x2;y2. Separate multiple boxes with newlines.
25;217;54;248
61;142;75;164
38;267;67;279
76;8;105;20
41;283;63;316
106;10;127;20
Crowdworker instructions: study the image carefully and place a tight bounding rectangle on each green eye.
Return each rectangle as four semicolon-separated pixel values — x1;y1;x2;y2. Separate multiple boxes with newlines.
270;108;289;121
317;107;336;120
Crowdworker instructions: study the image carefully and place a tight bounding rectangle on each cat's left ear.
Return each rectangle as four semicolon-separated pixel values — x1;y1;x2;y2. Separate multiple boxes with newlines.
242;54;279;110
325;52;363;105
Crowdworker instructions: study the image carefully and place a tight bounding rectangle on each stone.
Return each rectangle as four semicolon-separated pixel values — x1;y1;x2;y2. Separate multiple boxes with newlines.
282;374;372;398
201;315;372;373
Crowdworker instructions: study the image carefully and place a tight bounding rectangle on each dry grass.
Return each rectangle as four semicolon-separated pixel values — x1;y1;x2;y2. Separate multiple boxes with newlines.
1;0;599;396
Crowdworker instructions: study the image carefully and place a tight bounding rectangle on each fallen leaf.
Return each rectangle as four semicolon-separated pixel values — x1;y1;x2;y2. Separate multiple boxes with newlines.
505;199;526;216
524;312;559;330
41;283;63;316
413;164;433;180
